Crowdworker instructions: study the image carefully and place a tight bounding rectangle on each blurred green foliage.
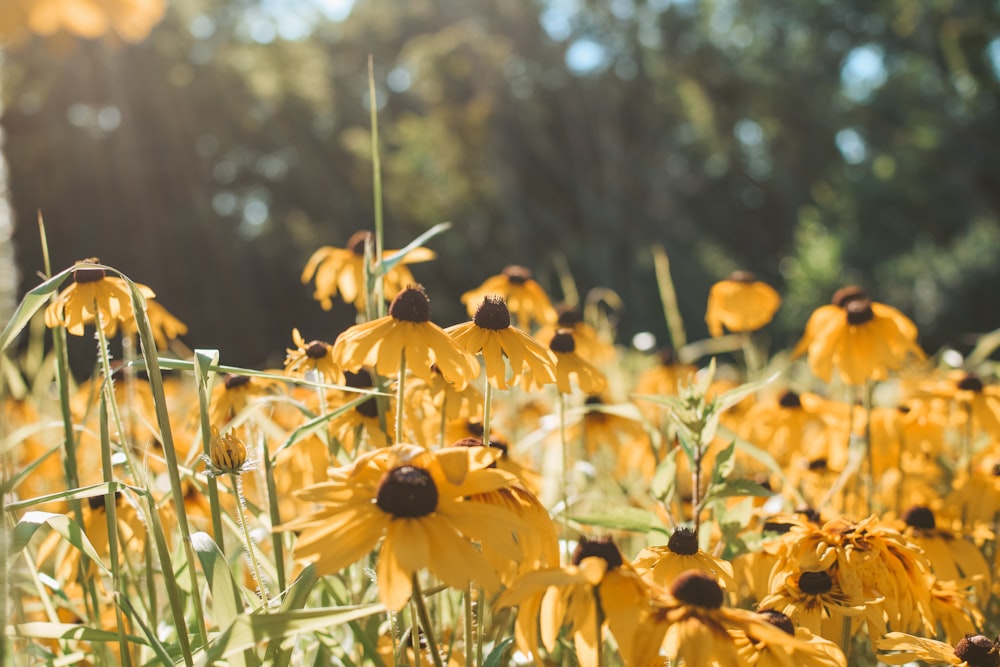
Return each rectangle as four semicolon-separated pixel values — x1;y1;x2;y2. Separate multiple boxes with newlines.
3;0;1000;369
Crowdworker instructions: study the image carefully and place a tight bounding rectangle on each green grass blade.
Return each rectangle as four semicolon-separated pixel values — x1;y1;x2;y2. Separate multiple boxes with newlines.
11;511;111;576
0;265;75;351
377;221;452;276
5;481;133;513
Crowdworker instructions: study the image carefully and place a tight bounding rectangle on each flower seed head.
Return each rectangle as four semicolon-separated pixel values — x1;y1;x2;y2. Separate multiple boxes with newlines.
953;635;1000;667
670;571;724;608
831;285;869;308
474;297;511;330
556;305;582;327
667;527;699;555
224;374;251;390
343;369;373;388
502;265;532;285
73;261;107;283
572;536;623;570
757;609;795;635
549;329;576;353
347;230;373;256
958;373;984;393
903;505;937;530
778;390;802;408
798;570;833;595
306;341;329;359
389;285;431;323
845;299;875;325
376;465;438;518
727;270;756;283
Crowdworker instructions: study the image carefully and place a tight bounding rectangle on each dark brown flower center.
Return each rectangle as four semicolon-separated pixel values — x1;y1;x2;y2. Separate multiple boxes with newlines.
667;527;699;555
389;285;431;323
347;230;373;256
832;285;869;308
796;506;822;524
465;421;485;438
550;330;576;353
502;265;532;285
807;458;828;471
306;341;329;359
557;306;582;327
584;395;604;406
73;266;107;283
376;465;438;518
657;347;677;365
727;270;756;283
224;374;251;389
756;609;795;635
88;492;122;510
957;373;984;393
798;570;833;595
343;369;373;388
670;571;724;608
953;635;1000;667
762;519;793;534
572;536;623;569
449;436;506;466
473;297;511;330
845;299;874;325
778;390;801;408
903;505;936;530
355;396;380;418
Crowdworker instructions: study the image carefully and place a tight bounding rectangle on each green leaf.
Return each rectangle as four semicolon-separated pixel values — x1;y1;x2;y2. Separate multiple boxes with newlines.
0;264;76;351
712;371;780;415
11;511;111;576
195;603;387;665
483;638;516;667
703;478;773;503
191;532;244;628
569;507;669;535
6;622;147;644
709;441;736;487
5;481;134;513
650;447;678;505
377;221;451;275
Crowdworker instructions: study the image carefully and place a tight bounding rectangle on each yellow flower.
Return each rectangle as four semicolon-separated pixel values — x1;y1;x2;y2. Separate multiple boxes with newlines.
632;526;738;592
641;570;801;667
203;427;251;477
791;285;874;357
497;537;654;667
731;610;847;667
209;372;279;425
799;297;925;386
301;230;434;311
705;271;781;337
876;632;999;666
896;505;991;604
460;265;557;330
535;305;616;365
283;328;340;381
523;329;607;395
404;367;483;447
446;297;556;390
911;370;1000;441
327;368;393;451
282;444;527;611
929;577;988;646
44;259;154;337
332;285;479;389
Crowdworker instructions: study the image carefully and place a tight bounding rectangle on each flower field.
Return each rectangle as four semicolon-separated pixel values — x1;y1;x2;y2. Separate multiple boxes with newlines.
3;222;1000;667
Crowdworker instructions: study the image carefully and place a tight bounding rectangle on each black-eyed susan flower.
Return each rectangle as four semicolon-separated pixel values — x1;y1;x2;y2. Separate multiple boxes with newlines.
523;329;607;395
460;265;557;330
876;632;1000;666
301;230;435;311
632;526;738;592
535;305;616;365
929;577;989;645
799;297;925;386
757;566;886;641
791;285;873;358
896;505;991;603
497;536;654;667
634;347;697;425
202;426;252;477
705;271;781;337
446;297;556;390
283;328;340;381
404;367;483;447
911;370;1000;442
639;570;801;667
327;368;393;451
333;285;479;389
282;444;526;611
209;372;279;425
732;609;847;667
44;258;154;337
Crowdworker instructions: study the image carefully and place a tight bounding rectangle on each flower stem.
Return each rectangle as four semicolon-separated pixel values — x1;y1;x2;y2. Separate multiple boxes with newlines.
396;348;407;443
233;473;269;609
411;574;445;667
558;391;571;563
482;380;493;446
464;583;474;667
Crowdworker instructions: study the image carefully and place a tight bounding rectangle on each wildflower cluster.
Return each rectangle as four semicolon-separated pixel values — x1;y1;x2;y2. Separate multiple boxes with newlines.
4;233;1000;667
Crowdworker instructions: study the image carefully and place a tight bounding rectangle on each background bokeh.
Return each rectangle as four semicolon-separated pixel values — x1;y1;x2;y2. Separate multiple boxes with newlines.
3;0;1000;372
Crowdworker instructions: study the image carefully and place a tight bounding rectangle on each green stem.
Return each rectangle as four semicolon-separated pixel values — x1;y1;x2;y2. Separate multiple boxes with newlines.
261;434;286;593
863;381;874;515
396;348;407;444
482;381;493;448
411;575;445;667
234;473;269;609
740;332;761;380
368;55;386;318
558;392;571;564
464;583;474;667
194;350;225;550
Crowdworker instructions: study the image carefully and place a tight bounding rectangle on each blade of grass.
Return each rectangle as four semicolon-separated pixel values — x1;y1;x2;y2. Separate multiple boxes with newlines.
193;349;226;549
